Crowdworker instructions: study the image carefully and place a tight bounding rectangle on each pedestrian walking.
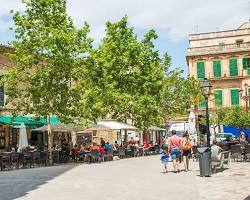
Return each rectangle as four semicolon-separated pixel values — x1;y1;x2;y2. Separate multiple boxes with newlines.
181;131;192;172
160;150;169;173
168;130;182;173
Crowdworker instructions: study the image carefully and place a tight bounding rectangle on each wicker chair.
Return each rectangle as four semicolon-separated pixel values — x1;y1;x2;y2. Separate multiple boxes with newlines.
31;152;41;167
22;152;32;168
245;144;250;161
90;150;100;163
118;148;126;159
230;145;243;161
0;153;11;171
104;149;113;161
40;151;48;166
52;151;60;165
11;152;21;169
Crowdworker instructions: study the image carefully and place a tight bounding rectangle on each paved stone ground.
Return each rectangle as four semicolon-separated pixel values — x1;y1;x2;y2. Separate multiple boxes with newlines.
0;164;76;200
0;156;249;200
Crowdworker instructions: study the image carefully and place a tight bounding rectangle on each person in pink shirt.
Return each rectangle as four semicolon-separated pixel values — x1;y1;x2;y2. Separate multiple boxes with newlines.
168;130;182;173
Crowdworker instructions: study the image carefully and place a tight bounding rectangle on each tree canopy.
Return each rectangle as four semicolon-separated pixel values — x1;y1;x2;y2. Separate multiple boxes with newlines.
6;0;92;122
5;0;198;130
219;107;250;129
75;16;194;129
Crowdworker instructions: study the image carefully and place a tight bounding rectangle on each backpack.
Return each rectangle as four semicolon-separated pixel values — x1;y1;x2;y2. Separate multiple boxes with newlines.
183;140;192;150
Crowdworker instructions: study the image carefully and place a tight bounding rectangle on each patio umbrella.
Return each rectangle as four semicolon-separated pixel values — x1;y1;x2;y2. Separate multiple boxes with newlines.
188;111;197;144
188;111;196;134
18;122;29;149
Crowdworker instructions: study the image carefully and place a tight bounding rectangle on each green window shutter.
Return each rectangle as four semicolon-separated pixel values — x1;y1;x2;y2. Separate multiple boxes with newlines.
230;89;239;106
247;68;250;76
199;99;206;109
214;90;223;107
197;61;205;79
243;58;248;69
229;58;238;76
213;60;221;78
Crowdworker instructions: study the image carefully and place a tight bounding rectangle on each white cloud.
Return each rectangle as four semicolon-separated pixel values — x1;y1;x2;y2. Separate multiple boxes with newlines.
0;0;249;42
67;0;249;42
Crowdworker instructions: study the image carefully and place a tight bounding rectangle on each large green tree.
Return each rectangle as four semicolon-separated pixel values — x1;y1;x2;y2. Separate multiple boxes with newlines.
77;17;189;130
6;0;92;161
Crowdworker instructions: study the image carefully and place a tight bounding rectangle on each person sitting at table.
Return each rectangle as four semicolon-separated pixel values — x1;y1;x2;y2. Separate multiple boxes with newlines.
129;137;136;145
143;141;150;149
100;138;106;148
104;142;113;152
71;144;80;161
99;145;105;160
91;142;100;151
143;141;151;155
211;140;223;161
114;141;120;150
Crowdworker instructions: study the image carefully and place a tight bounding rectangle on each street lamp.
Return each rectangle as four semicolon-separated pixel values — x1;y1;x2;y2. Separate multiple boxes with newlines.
239;83;249;112
200;78;212;147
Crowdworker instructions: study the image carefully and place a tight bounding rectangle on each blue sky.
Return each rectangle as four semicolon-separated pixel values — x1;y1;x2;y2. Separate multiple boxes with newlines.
0;0;249;76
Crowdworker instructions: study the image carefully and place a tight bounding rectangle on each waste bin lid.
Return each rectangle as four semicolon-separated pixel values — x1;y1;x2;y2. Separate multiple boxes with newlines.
197;147;210;153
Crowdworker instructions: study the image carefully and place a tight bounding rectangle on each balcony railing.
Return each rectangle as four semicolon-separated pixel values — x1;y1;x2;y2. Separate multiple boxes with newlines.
207;69;249;80
187;42;250;56
189;28;250;41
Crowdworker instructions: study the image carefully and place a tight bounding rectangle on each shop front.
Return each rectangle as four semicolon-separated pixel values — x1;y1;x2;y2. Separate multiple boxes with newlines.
0;115;59;151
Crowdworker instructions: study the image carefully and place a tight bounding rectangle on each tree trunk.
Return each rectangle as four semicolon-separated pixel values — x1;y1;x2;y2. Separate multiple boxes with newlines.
47;115;53;165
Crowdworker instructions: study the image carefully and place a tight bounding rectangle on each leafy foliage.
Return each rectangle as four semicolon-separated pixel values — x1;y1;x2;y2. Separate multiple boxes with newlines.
6;1;200;131
219;107;250;129
76;17;192;130
6;0;92;122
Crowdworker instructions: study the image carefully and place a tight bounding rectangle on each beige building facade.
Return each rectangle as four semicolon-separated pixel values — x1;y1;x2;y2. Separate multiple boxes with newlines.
187;22;250;113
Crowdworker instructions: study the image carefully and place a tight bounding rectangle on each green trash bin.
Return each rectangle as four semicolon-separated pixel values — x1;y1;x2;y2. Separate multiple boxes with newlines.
198;147;212;177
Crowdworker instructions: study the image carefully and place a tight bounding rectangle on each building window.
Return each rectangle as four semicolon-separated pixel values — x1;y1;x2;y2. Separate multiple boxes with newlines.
242;57;250;69
197;61;205;79
242;57;250;76
236;39;243;47
229;58;238;77
214;90;223;107
199;98;206;109
213;60;221;78
230;88;240;106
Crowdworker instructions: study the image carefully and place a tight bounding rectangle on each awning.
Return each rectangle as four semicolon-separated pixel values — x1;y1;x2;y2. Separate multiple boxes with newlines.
0;115;59;129
148;125;166;131
97;120;139;130
33;123;85;132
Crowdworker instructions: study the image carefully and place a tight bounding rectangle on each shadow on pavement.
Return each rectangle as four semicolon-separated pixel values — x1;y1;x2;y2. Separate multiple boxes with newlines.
0;164;77;200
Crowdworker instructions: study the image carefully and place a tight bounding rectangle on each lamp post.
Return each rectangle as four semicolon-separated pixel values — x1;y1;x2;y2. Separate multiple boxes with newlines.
239;83;250;112
200;78;212;147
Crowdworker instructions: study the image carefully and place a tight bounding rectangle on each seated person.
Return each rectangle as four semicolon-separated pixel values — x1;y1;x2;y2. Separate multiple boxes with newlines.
99;145;105;157
104;142;113;151
211;140;223;161
129;137;136;145
91;142;100;151
143;141;150;149
114;141;120;149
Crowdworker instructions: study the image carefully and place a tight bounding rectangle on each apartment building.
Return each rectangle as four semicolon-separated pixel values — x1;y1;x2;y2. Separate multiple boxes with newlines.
186;22;250;113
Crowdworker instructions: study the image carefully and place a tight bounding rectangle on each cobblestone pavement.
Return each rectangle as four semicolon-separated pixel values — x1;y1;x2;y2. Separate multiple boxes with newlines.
0;156;249;200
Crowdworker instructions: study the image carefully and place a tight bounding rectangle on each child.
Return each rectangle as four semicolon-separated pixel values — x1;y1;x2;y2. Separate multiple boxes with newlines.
160;150;170;173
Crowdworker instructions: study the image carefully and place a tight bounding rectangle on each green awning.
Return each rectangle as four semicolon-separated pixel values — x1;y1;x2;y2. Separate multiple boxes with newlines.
0;115;60;129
